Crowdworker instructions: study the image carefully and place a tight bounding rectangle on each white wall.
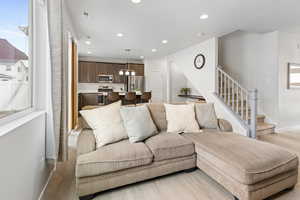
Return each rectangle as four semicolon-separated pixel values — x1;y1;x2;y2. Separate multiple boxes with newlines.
219;31;280;124
167;39;217;98
278;32;300;127
0;113;51;200
62;1;78;40
168;61;187;102
219;30;300;128
145;38;248;135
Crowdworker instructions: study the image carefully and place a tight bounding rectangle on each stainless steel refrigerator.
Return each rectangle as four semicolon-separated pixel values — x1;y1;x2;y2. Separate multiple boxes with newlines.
126;76;144;92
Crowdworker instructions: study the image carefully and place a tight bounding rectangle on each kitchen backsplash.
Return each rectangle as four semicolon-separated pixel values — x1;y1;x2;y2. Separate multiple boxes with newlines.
78;83;125;93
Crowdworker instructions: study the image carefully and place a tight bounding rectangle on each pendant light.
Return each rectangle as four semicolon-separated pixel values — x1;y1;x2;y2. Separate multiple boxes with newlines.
118;49;136;76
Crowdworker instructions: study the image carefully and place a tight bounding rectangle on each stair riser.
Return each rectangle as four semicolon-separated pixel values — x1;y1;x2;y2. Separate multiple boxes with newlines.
247;119;266;124
257;118;265;123
257;127;275;135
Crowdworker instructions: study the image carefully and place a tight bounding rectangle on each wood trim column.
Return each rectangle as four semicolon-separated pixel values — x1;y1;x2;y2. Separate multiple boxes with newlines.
71;41;78;129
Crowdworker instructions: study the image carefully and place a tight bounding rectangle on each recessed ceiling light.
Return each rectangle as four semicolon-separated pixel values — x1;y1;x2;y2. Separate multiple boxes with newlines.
151;49;157;52
140;56;144;59
87;51;92;54
85;41;91;45
200;14;208;19
116;33;124;37
162;40;168;44
131;0;141;4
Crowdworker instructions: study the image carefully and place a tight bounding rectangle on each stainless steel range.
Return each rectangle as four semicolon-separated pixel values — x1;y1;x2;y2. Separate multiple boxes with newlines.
97;86;113;105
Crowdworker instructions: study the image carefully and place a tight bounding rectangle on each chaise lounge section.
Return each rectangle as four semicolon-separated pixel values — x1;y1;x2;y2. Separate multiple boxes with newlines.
76;103;298;200
184;132;298;200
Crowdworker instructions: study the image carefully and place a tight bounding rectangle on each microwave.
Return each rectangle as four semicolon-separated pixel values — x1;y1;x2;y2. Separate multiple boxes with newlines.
97;75;113;83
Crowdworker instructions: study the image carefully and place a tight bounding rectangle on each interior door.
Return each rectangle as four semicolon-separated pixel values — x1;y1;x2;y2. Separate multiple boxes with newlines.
147;70;163;102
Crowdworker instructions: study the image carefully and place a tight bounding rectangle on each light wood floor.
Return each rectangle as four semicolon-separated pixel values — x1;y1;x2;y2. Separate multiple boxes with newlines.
42;131;300;200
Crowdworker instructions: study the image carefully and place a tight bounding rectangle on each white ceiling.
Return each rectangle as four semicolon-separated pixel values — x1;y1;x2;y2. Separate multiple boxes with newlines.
66;0;300;60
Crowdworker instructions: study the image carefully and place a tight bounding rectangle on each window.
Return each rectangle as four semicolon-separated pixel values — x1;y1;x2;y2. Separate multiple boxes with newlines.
288;63;300;89
0;0;32;119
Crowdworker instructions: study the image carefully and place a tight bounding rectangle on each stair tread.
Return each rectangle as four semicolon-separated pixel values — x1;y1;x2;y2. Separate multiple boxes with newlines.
256;123;275;131
256;114;265;119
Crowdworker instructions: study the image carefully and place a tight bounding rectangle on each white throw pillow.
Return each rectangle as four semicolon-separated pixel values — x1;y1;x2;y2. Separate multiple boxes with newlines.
164;104;200;133
120;105;158;143
80;101;128;148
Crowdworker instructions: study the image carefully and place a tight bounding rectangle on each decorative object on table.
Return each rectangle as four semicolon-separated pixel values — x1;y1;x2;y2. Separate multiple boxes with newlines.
180;88;191;95
287;63;300;89
194;53;206;70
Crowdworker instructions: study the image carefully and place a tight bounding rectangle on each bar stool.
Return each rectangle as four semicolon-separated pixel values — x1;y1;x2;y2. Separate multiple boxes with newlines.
107;92;120;104
140;92;152;103
124;92;137;105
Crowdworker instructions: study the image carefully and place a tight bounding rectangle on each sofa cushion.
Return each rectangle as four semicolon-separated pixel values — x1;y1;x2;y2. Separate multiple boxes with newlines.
145;132;195;161
76;140;153;178
183;132;298;185
147;103;168;131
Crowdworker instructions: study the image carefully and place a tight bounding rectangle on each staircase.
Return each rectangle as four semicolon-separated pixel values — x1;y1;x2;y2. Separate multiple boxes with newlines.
215;66;275;138
256;114;275;136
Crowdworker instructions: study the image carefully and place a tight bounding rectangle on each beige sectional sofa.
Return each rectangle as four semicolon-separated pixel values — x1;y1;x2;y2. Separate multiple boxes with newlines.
76;103;298;200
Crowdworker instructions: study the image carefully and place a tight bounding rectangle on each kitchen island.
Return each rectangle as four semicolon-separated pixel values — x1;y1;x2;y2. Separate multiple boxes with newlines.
78;91;146;110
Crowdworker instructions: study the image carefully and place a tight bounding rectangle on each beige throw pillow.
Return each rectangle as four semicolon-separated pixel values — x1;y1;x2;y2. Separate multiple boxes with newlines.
164;104;200;133
194;103;218;129
80;101;128;148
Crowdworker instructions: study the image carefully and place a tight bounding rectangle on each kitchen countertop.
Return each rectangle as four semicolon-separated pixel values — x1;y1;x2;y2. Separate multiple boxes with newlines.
79;91;143;96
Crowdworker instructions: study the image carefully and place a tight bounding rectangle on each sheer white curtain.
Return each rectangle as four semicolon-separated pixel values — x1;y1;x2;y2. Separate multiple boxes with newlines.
46;0;68;161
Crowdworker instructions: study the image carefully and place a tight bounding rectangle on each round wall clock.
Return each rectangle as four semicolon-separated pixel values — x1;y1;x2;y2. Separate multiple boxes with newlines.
194;53;206;70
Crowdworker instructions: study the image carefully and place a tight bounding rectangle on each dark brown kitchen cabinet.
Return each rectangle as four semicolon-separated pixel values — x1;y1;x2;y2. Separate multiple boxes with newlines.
79;61;96;83
79;93;98;110
95;62;108;76
128;63;144;76
79;61;143;83
112;63;126;83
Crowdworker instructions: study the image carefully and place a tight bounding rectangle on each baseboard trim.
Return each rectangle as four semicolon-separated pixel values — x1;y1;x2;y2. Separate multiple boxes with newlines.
37;162;56;200
276;125;300;132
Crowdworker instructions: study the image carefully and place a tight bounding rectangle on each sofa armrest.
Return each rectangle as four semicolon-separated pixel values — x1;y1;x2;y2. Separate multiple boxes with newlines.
218;119;233;132
77;129;96;156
